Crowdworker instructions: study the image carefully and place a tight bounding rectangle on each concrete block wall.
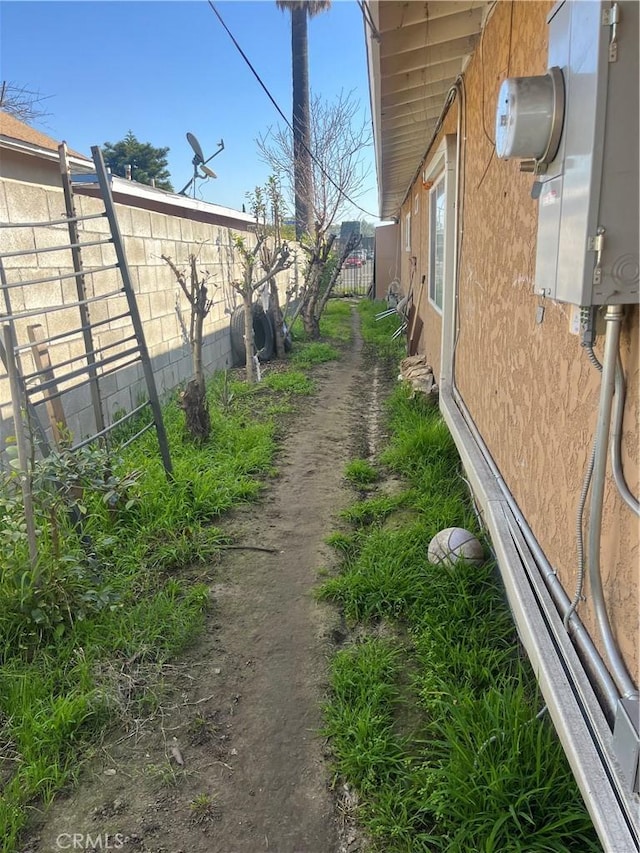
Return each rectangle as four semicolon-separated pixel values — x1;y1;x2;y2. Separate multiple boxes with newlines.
0;176;299;453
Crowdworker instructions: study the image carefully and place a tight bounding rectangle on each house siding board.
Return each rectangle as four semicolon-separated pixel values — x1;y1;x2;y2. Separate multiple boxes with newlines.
401;1;638;682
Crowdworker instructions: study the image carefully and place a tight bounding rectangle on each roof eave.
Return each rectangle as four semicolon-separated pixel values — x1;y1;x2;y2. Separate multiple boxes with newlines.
0;135;93;171
364;0;385;220
365;0;488;221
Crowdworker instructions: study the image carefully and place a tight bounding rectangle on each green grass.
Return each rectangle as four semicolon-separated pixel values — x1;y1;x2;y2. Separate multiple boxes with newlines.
289;299;352;368
323;638;406;791
291;342;340;369
319;382;600;852
339;492;410;528
344;458;379;486
263;369;314;395
320;299;354;342
290;298;353;346
0;350;327;853
358;299;407;360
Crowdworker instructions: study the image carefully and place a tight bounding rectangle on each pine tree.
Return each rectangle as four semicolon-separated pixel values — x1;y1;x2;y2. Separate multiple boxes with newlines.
102;131;173;191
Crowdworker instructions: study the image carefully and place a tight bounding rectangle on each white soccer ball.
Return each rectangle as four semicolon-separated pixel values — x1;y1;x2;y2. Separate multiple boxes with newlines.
427;527;484;567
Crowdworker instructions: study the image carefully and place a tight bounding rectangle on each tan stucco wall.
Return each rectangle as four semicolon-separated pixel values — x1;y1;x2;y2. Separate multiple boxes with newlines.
0;176;298;449
403;1;639;682
0;148;66;187
0;146;93;187
373;222;399;299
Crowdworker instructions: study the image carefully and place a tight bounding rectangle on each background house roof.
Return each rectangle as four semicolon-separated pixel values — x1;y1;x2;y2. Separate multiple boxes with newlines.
0;110;90;162
365;0;490;219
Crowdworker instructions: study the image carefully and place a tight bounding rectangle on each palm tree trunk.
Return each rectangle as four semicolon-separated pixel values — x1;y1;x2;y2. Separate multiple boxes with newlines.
291;6;314;240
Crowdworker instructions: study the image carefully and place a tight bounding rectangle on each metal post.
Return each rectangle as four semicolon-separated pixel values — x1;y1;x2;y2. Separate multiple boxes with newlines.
59;143;106;438
90;145;173;477
3;324;39;572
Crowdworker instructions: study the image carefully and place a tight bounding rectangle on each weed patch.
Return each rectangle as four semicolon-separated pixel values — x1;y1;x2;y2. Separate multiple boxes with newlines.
339;492;410;528
290;298;353;347
358;299;406;361
320;382;600;851
344;458;379;486
0;342;329;852
264;369;314;395
320;300;353;343
291;342;340;369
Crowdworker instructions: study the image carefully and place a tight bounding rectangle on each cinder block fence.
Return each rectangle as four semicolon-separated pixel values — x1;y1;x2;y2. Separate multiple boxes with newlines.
0;175;299;452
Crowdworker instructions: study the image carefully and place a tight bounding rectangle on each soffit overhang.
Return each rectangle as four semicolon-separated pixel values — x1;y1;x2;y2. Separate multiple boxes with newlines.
364;1;490;220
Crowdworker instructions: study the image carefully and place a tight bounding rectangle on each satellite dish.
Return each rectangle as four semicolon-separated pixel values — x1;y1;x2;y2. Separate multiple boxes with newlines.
179;134;225;197
186;132;205;165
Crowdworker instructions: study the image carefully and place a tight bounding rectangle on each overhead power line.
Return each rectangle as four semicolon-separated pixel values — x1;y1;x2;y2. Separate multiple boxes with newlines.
207;1;379;221
357;0;381;42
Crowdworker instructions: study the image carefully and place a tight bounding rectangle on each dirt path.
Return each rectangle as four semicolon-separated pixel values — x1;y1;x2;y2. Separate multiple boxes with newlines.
26;309;366;853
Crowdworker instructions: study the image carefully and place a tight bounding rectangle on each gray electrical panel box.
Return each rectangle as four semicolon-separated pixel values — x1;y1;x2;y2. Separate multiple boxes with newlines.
535;0;639;305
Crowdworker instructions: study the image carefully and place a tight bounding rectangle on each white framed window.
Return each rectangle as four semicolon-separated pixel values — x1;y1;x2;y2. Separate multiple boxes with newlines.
429;174;446;310
422;137;456;316
404;212;411;252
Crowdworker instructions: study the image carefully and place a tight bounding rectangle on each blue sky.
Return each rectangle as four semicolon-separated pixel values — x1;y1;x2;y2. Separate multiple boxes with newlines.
0;0;380;221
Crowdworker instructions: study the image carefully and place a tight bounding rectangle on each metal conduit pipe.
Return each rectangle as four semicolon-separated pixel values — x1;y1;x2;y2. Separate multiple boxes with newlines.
612;356;640;517
587;305;638;700
450;387;620;719
564;439;597;630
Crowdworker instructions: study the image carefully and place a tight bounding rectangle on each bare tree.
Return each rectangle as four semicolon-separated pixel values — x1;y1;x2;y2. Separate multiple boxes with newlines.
0;81;51;125
258;90;371;338
230;236;292;383
246;177;290;358
162;253;215;442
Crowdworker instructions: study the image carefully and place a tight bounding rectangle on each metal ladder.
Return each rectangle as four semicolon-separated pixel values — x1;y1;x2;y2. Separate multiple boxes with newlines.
0;143;172;476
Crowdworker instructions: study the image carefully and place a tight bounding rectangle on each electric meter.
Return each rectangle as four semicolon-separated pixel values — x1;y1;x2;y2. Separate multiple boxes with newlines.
495;67;565;169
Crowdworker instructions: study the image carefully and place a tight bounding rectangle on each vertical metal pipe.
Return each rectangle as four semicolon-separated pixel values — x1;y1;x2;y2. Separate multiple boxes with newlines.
588;305;638;699
612;357;640;516
3;323;39;572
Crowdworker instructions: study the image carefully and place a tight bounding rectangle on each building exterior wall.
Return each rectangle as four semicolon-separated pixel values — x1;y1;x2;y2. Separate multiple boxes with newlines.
372;222;399;299
0;146;92;187
401;1;639;681
0;148;67;187
0;175;298;451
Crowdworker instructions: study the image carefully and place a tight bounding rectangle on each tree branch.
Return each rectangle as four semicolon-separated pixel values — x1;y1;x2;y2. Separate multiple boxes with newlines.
162;254;193;306
250;244;292;292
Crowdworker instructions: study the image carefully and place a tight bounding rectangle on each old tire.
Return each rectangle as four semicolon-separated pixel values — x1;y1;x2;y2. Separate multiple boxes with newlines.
230;303;275;366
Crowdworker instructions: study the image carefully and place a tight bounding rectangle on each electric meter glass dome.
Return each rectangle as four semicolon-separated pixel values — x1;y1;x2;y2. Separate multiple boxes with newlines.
495;69;564;162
